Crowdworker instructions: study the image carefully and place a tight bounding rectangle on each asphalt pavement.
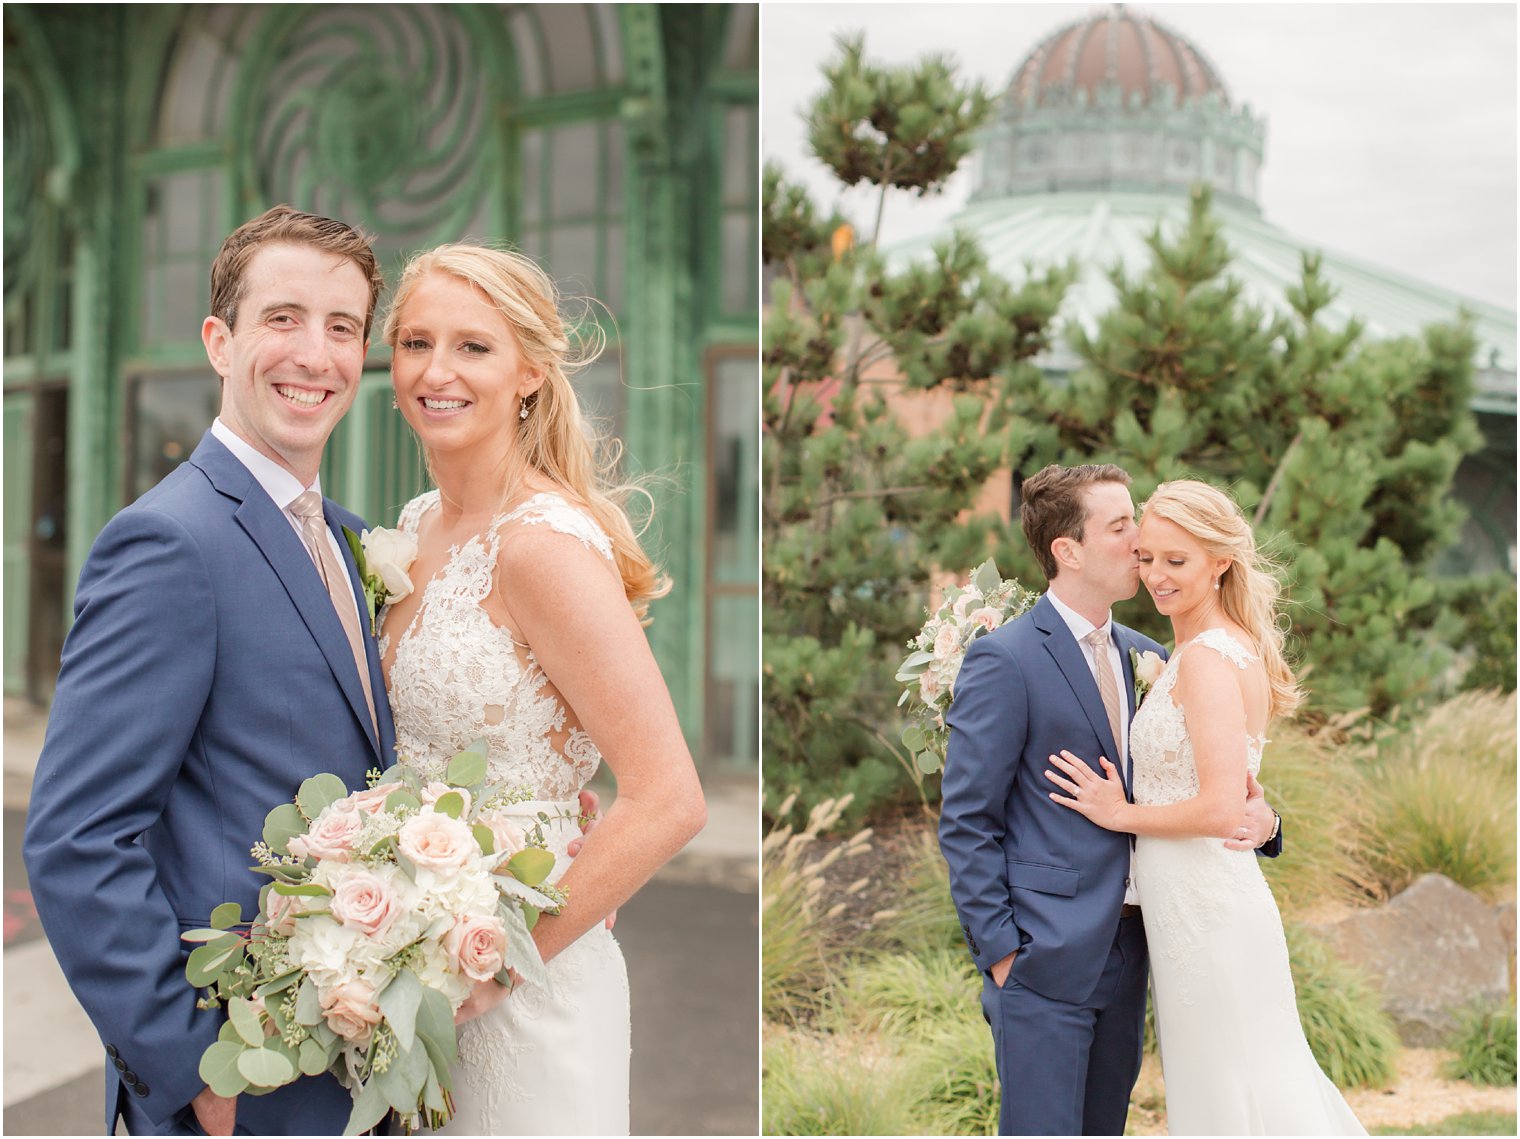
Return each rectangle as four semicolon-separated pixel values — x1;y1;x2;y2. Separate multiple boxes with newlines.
3;699;759;1136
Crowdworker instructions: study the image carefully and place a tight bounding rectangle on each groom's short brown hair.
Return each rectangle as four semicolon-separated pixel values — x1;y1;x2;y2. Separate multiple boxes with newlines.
1020;463;1132;581
209;204;384;338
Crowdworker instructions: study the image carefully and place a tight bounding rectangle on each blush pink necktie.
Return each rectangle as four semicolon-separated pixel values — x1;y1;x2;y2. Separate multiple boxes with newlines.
291;491;377;737
1086;628;1123;758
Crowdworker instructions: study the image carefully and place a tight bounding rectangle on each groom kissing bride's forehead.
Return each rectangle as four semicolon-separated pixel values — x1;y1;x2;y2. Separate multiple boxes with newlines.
24;206;402;1136
937;462;1286;1137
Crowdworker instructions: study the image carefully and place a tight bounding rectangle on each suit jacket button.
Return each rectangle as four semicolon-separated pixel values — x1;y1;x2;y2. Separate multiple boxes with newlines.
106;1044;119;1060
123;1069;137;1085
135;1083;150;1097
113;1058;127;1072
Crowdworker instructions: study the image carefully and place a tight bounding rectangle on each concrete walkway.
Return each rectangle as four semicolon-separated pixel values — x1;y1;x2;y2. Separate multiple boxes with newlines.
3;698;759;1135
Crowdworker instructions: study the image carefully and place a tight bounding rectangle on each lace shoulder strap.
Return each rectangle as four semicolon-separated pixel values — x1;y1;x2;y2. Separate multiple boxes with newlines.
1188;627;1258;670
395;489;440;535
500;492;614;562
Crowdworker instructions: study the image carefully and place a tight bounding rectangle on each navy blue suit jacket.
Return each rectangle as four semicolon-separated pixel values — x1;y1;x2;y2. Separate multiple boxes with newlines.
939;594;1166;1006
24;432;396;1134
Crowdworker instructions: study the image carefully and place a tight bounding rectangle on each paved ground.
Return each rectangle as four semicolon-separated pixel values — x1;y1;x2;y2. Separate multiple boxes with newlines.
3;699;759;1135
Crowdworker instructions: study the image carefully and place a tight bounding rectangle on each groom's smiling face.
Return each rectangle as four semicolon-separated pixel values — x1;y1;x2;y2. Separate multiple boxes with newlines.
1075;481;1142;603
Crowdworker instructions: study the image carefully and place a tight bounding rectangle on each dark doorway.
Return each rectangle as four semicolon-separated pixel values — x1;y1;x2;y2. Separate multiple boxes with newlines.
26;384;67;702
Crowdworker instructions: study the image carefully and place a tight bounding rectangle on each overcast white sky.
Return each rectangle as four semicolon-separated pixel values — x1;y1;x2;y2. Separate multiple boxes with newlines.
761;2;1518;311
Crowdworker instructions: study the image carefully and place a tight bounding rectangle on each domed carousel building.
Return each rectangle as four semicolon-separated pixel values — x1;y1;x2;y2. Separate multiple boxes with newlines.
889;4;1516;574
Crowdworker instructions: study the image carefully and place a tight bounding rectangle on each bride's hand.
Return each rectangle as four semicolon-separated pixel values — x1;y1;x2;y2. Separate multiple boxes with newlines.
1045;750;1129;831
454;972;520;1026
568;788;616;931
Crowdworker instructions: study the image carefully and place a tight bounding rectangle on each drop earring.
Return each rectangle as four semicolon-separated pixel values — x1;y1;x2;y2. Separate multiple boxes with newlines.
519;399;530;421
391;397;399;410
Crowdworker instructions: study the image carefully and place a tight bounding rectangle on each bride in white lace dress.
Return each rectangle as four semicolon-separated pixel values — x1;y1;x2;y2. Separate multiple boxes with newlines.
1047;480;1363;1135
376;244;706;1134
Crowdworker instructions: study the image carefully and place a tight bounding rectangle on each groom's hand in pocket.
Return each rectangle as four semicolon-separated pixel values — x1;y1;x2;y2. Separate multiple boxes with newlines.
990;951;1017;989
190;1086;236;1135
569;788;617;930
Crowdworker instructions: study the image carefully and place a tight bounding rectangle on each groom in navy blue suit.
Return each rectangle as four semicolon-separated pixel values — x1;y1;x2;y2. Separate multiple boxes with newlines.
939;464;1281;1135
23;207;393;1136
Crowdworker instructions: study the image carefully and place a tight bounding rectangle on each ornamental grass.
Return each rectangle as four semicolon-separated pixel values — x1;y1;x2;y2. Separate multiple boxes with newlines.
1286;922;1401;1089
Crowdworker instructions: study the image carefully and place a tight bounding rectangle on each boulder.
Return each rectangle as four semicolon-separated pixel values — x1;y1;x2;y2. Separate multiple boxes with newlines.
1497;900;1516;993
1310;873;1510;1046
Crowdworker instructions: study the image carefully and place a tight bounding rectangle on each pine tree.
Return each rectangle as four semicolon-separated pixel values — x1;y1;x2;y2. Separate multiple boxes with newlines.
763;37;1071;820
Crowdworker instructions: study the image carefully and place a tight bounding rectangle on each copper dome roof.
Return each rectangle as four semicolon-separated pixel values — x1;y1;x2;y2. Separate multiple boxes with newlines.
1009;5;1230;107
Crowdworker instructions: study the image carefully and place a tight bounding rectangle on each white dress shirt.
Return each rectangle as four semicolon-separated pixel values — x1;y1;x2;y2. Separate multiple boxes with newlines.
1045;589;1140;905
210;418;363;629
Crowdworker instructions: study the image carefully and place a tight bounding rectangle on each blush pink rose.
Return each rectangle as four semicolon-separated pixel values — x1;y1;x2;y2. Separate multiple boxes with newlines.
477;812;527;860
262;889;300;936
445;914;507;982
920;670;943;703
288;806;362;863
328;868;400;937
420;782;472;816
398;810;476;875
347;782;403;817
967;606;1003;633
320;979;381;1044
932;624;960;659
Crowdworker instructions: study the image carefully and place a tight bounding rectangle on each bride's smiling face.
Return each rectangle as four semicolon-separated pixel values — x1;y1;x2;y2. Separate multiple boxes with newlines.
390;271;543;460
1138;514;1230;619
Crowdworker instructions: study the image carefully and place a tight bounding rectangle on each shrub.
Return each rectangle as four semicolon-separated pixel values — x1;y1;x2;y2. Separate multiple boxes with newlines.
1256;722;1381;914
763;1027;923;1136
905;1016;1000;1137
1363;692;1517;898
1442;1002;1517;1087
826;947;981;1038
762;794;872;1023
1444;572;1517;695
1286;923;1400;1089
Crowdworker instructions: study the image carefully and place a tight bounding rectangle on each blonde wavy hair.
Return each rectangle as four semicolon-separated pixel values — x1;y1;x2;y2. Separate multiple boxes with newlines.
1142;480;1302;719
382;243;669;620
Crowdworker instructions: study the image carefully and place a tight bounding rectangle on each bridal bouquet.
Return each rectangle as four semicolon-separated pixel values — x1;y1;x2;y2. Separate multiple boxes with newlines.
896;559;1038;775
181;741;567;1134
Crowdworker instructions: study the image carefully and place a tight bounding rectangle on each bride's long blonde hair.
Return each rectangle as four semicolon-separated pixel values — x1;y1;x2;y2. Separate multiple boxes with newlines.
383;243;670;620
1142;480;1302;719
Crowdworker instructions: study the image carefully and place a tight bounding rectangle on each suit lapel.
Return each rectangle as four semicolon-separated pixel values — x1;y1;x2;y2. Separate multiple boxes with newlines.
192;434;382;763
1114;626;1137;797
1034;597;1122;774
326;502;392;759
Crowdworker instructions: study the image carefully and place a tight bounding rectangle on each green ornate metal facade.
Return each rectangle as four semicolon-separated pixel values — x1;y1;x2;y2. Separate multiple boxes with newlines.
3;4;759;772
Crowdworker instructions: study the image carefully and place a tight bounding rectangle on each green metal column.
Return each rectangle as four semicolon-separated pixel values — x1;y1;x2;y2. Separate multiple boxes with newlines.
3;392;35;692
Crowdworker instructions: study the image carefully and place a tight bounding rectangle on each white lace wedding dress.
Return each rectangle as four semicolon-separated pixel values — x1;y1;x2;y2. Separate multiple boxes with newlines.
1130;628;1364;1136
380;490;630;1136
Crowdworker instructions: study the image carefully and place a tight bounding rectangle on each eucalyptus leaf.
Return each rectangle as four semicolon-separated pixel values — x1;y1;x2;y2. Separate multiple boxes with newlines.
298;1036;330;1077
459;737;489;756
180;928;229;943
344;1079;392;1136
265;995;289;1039
272;881;332;897
262;803;307;857
247;864;309;883
973;558;1001;595
368;834;397;859
254;968;302;1000
210;901;242;930
495;875;556;911
296;773;349;821
236;1046;295;1088
376;969;423;1054
445;749;487;787
422;1065;447;1113
432;791;465;819
375;763;411;787
217;1020;242;1045
901;724;926;751
916;750;943;775
377;1036;429;1110
506;847;555;887
472;824;495;855
186;941;241;987
227;997;264;1047
897;689;911;707
198;1040;250;1098
386;789;423;813
309;1018;338;1048
522;905;540;932
414;987;458;1065
294;978;323;1026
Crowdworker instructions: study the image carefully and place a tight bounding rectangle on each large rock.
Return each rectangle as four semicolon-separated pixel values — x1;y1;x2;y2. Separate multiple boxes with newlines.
1310;873;1511;1046
1497;901;1516;993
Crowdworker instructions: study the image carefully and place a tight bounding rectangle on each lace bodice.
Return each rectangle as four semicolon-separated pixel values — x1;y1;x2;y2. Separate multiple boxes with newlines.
379;490;615;800
1130;628;1266;806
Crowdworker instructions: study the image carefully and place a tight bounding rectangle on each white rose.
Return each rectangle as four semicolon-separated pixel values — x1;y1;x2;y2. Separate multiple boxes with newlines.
967;606;1003;633
1136;650;1165;686
933;624;960;659
920;671;943;703
361;527;418;602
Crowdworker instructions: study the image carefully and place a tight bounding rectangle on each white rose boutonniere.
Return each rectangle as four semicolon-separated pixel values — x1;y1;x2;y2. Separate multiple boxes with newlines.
342;525;419;635
1131;648;1164;707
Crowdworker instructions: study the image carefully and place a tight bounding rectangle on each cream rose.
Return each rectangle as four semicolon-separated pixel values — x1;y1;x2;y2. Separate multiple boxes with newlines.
398;810;477;876
967;606;1003;633
361;527;418;602
932;624;960;659
1136;650;1165;687
920;670;943;703
288;805;362;863
328;867;401;938
320;979;382;1044
477;812;527;860
445;914;508;983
